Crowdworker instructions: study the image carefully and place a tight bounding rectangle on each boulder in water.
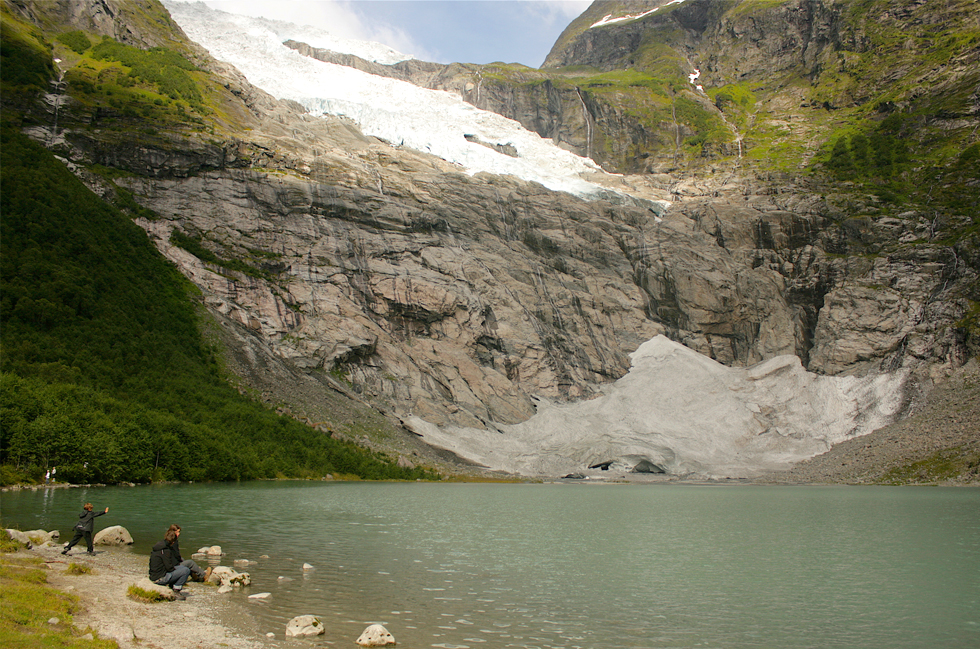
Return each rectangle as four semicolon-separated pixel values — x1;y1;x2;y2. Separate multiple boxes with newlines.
285;615;324;637
208;565;250;587
357;624;395;647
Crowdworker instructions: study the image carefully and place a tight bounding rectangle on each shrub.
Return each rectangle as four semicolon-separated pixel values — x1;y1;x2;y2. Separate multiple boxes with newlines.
56;31;92;54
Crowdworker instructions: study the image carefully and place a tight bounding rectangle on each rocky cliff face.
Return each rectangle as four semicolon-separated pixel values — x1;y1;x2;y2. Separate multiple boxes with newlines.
78;123;973;435
11;0;979;477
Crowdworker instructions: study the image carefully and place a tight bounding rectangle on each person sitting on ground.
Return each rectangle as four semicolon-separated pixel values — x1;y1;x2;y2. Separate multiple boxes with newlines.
62;503;108;555
168;523;212;582
149;528;190;600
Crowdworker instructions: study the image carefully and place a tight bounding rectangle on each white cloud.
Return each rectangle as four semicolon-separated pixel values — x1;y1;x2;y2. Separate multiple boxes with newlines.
172;0;433;59
168;1;591;64
547;0;593;21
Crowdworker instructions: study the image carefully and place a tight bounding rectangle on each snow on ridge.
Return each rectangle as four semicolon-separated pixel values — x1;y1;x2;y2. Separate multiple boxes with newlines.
166;0;410;64
407;335;909;480
591;0;690;29
164;1;640;203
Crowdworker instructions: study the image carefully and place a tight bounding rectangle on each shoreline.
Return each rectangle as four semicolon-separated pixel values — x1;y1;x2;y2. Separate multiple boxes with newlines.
16;542;277;649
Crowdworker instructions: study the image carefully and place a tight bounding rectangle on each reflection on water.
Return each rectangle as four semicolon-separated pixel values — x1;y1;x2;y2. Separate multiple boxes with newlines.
3;482;979;648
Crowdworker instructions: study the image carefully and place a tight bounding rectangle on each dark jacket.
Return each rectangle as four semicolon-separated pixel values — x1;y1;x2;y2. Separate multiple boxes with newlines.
76;509;107;533
148;540;180;580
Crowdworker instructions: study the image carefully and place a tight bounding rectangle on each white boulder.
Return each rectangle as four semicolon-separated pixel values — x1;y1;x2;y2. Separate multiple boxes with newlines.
94;525;134;546
131;578;178;601
24;529;61;546
206;545;223;556
5;529;33;547
207;565;251;588
25;529;57;542
285;615;324;637
357;624;395;647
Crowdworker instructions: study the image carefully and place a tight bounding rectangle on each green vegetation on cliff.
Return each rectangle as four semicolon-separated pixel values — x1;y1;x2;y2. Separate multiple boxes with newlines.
0;5;55;104
0;126;437;485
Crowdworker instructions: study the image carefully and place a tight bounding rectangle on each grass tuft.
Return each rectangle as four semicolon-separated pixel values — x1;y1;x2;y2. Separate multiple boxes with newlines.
65;563;93;576
126;584;168;603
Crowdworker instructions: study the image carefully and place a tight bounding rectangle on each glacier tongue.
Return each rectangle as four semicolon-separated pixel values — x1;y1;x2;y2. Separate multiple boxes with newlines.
164;1;629;202
405;336;908;479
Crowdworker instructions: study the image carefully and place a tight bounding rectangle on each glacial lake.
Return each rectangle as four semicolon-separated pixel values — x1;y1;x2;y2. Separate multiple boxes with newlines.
2;481;979;648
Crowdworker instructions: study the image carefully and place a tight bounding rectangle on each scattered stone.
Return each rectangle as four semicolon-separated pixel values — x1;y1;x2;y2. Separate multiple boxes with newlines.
277;576;293;582
266;632;275;638
208;565;251;588
259;554;270;559
218;585;233;594
206;545;223;556
48;617;60;625
285;615;324;638
233;559;250;567
81;633;94;640
302;562;314;571
248;592;271;599
357;623;395;647
94;525;134;546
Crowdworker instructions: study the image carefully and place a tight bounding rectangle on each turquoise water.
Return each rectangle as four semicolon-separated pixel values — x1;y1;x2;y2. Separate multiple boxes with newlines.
3;482;979;648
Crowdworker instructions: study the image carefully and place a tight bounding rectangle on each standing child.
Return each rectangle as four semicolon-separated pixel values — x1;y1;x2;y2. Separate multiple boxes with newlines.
62;502;108;555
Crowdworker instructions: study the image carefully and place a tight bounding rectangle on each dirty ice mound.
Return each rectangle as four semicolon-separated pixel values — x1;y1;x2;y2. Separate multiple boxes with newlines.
405;336;908;479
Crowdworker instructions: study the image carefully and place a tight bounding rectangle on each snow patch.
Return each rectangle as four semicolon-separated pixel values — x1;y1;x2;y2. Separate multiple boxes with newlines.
591;0;690;28
688;68;703;93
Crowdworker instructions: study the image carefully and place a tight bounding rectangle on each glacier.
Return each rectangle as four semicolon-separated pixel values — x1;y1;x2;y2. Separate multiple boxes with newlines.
405;336;908;480
164;1;648;204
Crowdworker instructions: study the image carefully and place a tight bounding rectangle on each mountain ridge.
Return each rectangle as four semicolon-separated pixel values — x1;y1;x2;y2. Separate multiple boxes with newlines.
2;0;977;483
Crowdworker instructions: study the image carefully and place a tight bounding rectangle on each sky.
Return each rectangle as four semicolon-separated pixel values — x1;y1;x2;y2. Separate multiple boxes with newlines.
185;1;593;67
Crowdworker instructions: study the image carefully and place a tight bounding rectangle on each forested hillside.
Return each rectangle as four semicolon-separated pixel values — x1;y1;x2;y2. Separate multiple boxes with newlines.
0;124;437;485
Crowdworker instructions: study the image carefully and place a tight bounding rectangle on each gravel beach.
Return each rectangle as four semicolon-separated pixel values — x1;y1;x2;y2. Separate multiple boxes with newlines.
18;543;276;649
